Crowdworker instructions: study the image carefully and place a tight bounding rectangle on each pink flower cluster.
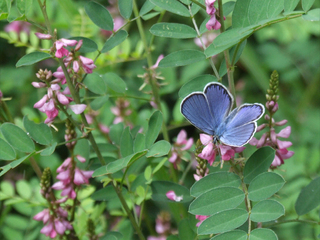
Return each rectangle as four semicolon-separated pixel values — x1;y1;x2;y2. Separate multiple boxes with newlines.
250;101;294;167
33;201;72;238
198;134;245;166
147;212;172;240
32;34;97;124
52;156;93;199
166;190;183;202
205;0;221;30
169;130;194;169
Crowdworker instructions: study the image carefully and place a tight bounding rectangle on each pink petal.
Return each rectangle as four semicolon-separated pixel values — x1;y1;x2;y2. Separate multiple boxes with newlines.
76;155;86;163
277;126;291;138
181;138;194;151
79;55;94;65
50;84;61;91
54;219;66;235
73;61;79;73
176;130;187;145
199;134;212;145
169;151;178;163
61;38;78;46
52;181;66;190
57;92;69;105
69;104;86;114
277;139;292;149
32;82;46;88
34;95;48;109
35;32;52;39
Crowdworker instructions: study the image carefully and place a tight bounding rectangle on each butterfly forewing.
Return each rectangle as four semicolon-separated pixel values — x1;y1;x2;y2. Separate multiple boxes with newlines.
204;82;233;129
180;93;215;135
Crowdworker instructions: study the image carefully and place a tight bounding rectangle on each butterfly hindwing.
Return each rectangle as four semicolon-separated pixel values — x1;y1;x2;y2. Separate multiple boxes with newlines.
180;93;215;135
220;104;265;146
204;82;233;129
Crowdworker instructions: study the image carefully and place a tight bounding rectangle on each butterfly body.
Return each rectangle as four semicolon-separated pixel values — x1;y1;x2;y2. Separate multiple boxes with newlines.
180;82;264;147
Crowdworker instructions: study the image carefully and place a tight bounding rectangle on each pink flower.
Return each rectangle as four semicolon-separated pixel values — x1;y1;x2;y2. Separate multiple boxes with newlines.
33;209;50;224
69;104;87;114
166;190;183;202
79;56;96;73
196;215;209;227
151;55;164;69
205;0;221;30
5;21;31;34
35;32;52;39
55;39;77;58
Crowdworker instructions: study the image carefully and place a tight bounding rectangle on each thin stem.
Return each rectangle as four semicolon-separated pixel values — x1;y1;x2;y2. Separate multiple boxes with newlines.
29;157;43;179
132;0;170;142
179;159;194;185
188;5;220;79
217;0;236;103
112;182;146;240
0;101;14;123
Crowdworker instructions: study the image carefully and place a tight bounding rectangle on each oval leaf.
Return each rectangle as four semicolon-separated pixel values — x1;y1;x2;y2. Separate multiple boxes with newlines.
198;209;248;235
248;172;285;201
210;230;247;240
0;123;35;153
284;0;299;12
103;72;127;93
0;138;16;160
85;1;113;30
179;75;217;99
250;228;278;240
145;111;163;148
150;0;190;17
69;37;98;53
16;52;51;67
302;8;320;21
16;180;32;199
244;147;275;184
295;176;320;215
84;73;107;95
191;172;241;197
150;23;197;39
189;187;245;215
102;30;128;53
146;140;171;157
90;95;109;110
40;142;57;156
120;127;134;157
159;50;206;68
250;200;284;222
151;181;193;203
23;116;53;145
119;0;133;19
302;0;315;12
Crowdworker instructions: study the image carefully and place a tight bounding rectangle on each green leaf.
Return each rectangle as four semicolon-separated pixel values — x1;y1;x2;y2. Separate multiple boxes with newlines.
232;0;284;28
179;75;217;99
223;1;236;17
198;209;248;235
91;185;128;201
141;12;160;20
302;9;320;21
302;0;315;11
23;116;53;145
84;73;107;95
243;147;275;184
85;1;113;30
90;95;109;110
146;140;171;157
190;172;241;197
150;23;197;39
284;0;300;12
103;151;148;174
249;228;278;240
205;28;253;57
134;133;146;152
178;218;197;240
0;138;16;160
119;0;132;19
103;72;127;93
0;153;34;177
152;157;168;174
210;230;247;240
102;231;123;240
250;200;284;222
151;181;193;203
0;123;35;153
189;187;245;216
167;236;179;240
16;52;51;67
144;166;152;181
145;111;163;148
40;142;57;156
295;176;320;215
120;127;134;157
159;50;206;68
101;30;128;53
109;123;124;145
69;37;98;53
16;180;31;199
248;172;285;201
150;0;190;17
140;0;155;16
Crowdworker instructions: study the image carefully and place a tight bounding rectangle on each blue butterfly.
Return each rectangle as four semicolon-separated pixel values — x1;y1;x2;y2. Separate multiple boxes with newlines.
180;82;265;147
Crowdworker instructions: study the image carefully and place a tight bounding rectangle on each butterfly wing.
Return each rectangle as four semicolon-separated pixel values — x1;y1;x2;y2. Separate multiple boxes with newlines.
181;92;215;135
219;103;265;147
204;82;233;129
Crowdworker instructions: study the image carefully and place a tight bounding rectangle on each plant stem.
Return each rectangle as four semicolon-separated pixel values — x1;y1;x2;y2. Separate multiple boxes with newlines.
132;0;169;142
188;5;220;79
217;0;236;104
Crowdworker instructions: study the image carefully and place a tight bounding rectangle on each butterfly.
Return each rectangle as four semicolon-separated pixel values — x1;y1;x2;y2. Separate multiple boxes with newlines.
180;82;265;147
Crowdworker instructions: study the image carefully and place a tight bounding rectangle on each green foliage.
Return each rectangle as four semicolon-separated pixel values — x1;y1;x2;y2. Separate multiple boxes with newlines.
84;1;113;30
159;50;206;67
150;23;198;39
16;52;51;67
